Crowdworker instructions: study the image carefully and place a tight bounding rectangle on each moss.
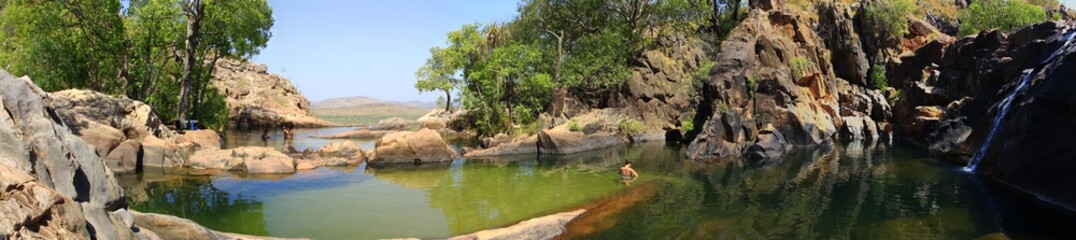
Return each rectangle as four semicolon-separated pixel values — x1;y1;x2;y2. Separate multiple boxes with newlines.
568;121;582;132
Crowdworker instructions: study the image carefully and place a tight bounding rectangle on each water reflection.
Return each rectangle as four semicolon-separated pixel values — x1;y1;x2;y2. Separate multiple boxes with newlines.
119;173;270;236
222;127;370;152
567;141;1076;239
118;140;1076;239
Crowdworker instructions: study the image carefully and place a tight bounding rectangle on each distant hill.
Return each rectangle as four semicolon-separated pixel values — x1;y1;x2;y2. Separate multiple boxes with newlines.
311;96;436;126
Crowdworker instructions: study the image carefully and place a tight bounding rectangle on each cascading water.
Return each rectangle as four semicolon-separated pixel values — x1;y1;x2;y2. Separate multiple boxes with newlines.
964;29;1076;172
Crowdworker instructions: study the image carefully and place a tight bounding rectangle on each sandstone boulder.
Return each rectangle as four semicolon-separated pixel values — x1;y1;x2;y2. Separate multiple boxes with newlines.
104;140;142;173
744;124;789;164
537;129;627;155
0;70;143;239
47;89;174;140
187;147;296;174
370;117;421;131
369;129;458;166
179;130;221;150
465;135;539;158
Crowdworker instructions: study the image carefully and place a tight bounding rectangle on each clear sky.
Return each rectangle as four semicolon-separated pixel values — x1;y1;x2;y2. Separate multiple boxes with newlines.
251;0;520;102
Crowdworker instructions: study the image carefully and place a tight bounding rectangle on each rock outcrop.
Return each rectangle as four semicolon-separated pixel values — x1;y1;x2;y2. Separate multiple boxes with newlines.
892;21;1076;211
187;147;297;174
212;58;333;129
0;70;275;239
46;90;226;172
368;128;459;166
687;6;893;161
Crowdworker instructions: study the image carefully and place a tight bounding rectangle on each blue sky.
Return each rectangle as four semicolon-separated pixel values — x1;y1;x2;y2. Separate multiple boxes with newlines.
252;1;520;102
252;0;1076;102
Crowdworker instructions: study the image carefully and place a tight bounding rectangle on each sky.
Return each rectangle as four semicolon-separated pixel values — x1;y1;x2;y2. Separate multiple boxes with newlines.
251;0;520;103
252;0;1076;103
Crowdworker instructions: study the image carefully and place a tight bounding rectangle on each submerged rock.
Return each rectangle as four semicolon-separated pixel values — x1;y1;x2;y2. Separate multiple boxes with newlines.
131;211;306;240
446;209;586;240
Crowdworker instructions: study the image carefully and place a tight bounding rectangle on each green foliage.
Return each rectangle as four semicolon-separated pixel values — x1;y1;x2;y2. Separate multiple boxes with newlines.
618;119;642;135
418;0;745;136
959;0;1048;36
681;120;695;133
194;85;229;131
0;0;127;92
746;74;757;98
864;0;915;43
568;121;582;132
790;57;814;80
0;0;273;130
870;64;888;90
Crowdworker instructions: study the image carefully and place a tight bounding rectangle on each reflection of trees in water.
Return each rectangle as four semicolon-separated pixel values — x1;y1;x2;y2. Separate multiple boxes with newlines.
426;159;628;235
127;177;269;236
574;142;981;239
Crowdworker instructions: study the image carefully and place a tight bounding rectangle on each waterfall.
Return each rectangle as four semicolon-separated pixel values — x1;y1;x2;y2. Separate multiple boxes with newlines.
965;30;1076;172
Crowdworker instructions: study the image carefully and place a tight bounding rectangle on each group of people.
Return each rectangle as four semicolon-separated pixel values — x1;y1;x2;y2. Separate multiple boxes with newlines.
261;123;295;141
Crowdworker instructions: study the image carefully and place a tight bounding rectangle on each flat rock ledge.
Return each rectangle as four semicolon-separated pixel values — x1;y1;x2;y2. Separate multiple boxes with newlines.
391;209;585;240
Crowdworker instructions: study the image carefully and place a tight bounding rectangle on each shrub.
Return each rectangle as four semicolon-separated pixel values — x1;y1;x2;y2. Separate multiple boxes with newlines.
870;64;888;90
790;57;814;80
681;120;695;133
568;121;582;132
746;74;757;98
958;0;1048;36
618;119;642;135
864;0;915;42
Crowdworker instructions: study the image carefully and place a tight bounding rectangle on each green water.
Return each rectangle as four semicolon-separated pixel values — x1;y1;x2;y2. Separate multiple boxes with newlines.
118;140;1076;239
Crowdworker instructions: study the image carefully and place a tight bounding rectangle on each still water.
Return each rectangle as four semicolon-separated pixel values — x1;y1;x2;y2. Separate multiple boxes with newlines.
118;133;1076;239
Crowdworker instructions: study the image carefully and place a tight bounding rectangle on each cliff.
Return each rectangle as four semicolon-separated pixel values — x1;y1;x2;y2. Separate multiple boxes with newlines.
211;58;334;129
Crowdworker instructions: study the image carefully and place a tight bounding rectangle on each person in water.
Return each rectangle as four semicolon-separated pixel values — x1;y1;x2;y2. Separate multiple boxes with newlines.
620;161;639;180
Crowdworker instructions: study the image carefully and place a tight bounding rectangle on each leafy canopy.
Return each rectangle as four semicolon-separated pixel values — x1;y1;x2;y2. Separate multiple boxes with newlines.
959;0;1049;36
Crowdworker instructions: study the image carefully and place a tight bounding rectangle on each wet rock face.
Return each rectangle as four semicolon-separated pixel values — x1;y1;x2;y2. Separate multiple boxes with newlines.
893;21;1076;211
687;8;893;161
212;58;333;129
0;70;141;239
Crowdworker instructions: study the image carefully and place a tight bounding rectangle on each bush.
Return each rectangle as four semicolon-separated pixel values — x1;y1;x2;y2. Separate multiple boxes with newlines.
618;119;642;135
790;57;814;80
870;64;888;90
568;121;582;132
681;120;695;132
959;0;1048;36
864;0;915;43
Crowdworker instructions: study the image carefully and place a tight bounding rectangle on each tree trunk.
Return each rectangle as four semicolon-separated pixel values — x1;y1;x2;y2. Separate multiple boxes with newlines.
444;90;452;112
177;0;203;124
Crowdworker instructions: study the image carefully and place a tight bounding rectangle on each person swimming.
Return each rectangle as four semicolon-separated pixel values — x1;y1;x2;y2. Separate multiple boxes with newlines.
620;161;639;180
